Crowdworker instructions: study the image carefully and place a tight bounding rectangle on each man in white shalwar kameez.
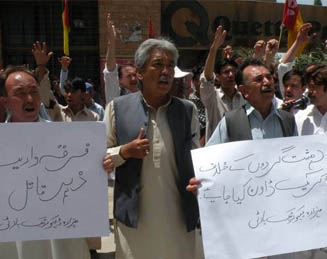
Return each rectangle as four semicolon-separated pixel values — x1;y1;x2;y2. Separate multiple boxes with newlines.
105;38;203;259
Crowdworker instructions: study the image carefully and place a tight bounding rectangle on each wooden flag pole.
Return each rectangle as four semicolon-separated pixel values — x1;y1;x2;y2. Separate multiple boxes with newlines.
278;25;283;51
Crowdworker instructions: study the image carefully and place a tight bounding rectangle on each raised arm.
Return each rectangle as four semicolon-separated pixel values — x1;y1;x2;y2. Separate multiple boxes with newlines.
32;42;63;121
106;13;116;72
32;41;53;107
103;13;121;105
252;40;265;60
32;41;53;82
281;23;315;64
277;23;315;100
263;39;279;66
204;26;226;80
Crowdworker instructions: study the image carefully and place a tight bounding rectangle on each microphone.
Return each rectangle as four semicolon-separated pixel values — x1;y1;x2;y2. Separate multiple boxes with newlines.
282;95;309;112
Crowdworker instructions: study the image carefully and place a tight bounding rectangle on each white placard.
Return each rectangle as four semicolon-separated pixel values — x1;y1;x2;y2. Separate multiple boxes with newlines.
0;122;109;242
191;135;327;259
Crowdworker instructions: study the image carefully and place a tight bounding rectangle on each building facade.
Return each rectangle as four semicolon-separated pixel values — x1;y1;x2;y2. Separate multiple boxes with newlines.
1;0;326;102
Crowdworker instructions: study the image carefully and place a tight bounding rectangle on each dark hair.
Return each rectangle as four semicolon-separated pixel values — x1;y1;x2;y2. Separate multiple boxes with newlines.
282;70;304;87
64;77;86;92
215;58;238;74
191;65;204;80
63;80;72;92
0;66;38;97
52;75;59;82
306;64;327;91
305;64;324;83
118;62;135;80
237;58;268;85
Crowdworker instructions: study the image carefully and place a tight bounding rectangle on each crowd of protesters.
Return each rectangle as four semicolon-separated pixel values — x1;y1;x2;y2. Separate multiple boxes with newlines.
1;11;327;259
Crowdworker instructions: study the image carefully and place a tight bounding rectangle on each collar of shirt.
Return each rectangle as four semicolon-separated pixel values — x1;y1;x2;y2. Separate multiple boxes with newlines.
308;105;324;118
142;95;172;111
245;101;282;121
62;105;89;116
217;87;241;100
87;99;97;109
5;114;45;123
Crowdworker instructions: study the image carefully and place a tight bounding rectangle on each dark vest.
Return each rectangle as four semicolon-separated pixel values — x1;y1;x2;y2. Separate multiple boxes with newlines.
113;92;199;231
225;105;296;141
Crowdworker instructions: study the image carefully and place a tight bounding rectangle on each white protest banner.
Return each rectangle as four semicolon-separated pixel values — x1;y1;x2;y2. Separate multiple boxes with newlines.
192;135;327;259
0;122;109;242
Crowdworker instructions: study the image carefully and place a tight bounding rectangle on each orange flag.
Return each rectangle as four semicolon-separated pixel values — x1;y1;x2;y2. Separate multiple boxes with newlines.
282;0;305;56
62;0;70;55
148;16;155;39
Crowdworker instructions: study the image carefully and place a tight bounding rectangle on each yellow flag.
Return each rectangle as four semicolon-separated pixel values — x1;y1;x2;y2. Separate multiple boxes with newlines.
62;0;70;56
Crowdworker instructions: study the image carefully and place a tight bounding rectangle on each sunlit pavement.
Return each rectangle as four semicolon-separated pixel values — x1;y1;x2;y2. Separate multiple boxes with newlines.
97;181;115;259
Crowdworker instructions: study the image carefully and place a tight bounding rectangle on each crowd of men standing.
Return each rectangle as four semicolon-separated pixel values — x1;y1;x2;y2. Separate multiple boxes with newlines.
1;12;327;259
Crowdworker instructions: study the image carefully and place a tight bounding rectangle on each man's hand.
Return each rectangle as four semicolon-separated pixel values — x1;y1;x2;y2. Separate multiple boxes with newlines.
265;39;278;57
281;23;315;64
120;128;150;160
203;25;226;80
253;40;265;59
296;23;315;44
186;177;201;196
281;99;295;113
107;13;116;45
103;154;115;174
211;26;227;52
32;41;53;66
59;56;72;71
264;39;279;66
106;13;117;71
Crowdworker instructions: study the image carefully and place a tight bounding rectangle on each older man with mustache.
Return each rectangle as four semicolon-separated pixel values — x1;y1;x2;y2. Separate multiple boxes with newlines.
0;65;114;259
188;58;298;259
203;57;297;147
104;38;202;259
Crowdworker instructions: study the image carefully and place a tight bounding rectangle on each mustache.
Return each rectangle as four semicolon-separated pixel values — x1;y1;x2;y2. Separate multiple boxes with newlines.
159;75;172;82
261;85;274;92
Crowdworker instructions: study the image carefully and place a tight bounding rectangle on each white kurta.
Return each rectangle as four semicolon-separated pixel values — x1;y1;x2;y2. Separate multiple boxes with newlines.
295;104;327;135
105;98;203;259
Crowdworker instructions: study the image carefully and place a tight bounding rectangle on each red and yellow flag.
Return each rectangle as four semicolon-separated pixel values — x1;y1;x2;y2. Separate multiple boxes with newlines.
62;0;70;55
148;16;155;39
282;0;305;56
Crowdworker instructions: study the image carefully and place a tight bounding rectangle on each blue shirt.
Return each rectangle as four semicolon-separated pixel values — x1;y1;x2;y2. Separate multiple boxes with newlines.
207;103;298;146
88;101;105;121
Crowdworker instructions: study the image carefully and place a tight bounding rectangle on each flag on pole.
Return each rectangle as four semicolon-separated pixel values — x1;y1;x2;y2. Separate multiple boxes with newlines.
282;0;305;56
62;0;70;56
148;16;155;39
